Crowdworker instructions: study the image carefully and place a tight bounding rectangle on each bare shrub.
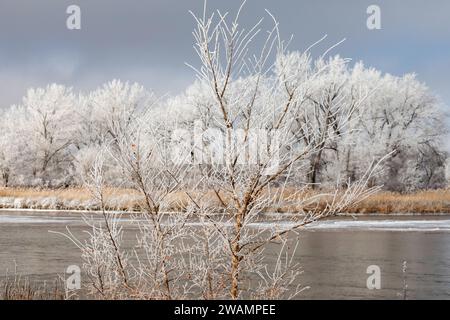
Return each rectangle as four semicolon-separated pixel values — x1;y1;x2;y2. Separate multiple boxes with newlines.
59;1;386;300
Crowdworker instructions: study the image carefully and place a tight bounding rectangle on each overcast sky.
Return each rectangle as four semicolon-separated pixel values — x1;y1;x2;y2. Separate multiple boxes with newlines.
0;0;449;110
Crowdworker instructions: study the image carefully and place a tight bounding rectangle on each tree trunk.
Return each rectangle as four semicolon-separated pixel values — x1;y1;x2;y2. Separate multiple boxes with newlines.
230;211;243;299
230;245;240;299
309;149;323;189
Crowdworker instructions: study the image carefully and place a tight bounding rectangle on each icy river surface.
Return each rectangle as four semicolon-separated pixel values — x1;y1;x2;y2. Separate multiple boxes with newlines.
1;211;450;299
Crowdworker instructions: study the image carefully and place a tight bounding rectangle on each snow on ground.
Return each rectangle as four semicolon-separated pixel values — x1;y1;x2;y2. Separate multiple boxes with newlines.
2;212;450;232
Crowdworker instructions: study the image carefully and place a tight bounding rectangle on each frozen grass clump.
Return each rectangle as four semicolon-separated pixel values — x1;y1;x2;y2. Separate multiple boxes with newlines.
39;197;59;209
0;197;15;208
66;199;81;210
13;198;24;209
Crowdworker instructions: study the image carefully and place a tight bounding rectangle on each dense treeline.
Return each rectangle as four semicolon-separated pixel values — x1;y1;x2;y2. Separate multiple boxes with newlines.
0;58;447;191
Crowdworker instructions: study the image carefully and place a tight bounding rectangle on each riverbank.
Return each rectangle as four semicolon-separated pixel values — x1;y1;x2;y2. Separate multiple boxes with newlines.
0;187;449;214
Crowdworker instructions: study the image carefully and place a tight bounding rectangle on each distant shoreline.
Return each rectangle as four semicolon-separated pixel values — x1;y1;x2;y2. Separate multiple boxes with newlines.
1;187;449;215
1;209;450;219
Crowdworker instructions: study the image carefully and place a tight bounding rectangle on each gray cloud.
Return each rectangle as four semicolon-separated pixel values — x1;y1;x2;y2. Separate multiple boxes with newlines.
0;0;449;108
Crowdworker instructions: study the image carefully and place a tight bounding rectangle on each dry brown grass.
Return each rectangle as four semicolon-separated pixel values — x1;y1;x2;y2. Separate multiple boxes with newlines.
1;187;449;214
0;187;92;200
0;187;143;211
348;189;450;214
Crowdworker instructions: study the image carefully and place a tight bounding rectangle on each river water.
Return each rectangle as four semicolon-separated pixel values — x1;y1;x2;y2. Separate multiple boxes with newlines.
1;211;450;299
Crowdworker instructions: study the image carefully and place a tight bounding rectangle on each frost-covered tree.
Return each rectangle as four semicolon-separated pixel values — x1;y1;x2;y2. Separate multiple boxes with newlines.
0;108;18;186
72;80;157;186
1;85;78;186
278;54;360;187
340;67;447;191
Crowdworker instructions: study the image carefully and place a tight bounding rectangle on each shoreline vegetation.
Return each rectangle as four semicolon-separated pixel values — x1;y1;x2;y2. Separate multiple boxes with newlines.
1;187;449;215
